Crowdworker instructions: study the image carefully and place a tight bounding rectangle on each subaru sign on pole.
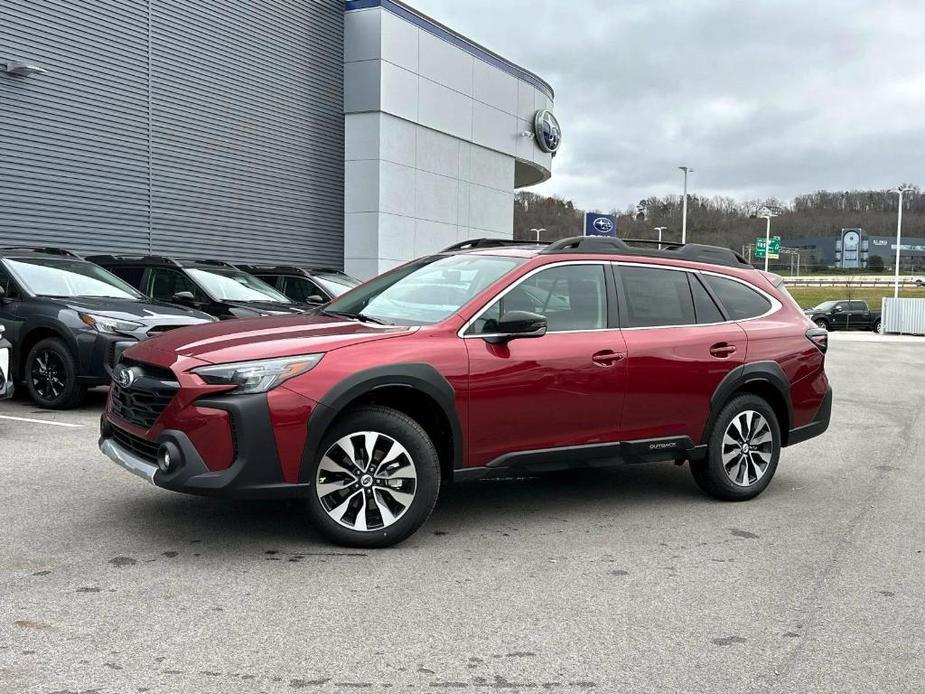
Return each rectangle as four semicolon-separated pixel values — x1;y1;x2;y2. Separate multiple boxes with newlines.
584;212;617;238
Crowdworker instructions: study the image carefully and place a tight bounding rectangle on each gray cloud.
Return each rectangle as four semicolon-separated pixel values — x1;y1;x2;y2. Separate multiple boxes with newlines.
410;0;925;210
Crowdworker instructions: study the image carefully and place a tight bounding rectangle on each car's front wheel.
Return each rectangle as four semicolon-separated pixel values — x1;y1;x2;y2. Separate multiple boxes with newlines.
306;406;440;548
873;318;882;334
690;394;781;501
814;318;829;330
25;337;85;409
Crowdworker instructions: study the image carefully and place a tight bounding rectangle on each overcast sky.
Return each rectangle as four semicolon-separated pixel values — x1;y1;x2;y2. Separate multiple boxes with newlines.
410;0;925;212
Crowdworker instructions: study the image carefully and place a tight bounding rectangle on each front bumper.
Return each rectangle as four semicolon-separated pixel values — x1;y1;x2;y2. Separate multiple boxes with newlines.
99;390;314;499
0;343;13;400
77;331;136;385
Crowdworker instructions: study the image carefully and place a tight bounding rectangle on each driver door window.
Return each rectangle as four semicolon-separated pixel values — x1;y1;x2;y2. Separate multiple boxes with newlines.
148;269;203;302
468;264;608;334
0;265;21;300
281;276;326;303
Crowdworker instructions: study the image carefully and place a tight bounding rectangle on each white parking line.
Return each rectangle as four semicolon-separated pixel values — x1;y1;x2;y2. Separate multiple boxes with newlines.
0;415;84;428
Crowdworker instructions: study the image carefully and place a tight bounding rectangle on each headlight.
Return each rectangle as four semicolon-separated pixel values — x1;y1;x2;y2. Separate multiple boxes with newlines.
191;354;323;394
79;312;144;334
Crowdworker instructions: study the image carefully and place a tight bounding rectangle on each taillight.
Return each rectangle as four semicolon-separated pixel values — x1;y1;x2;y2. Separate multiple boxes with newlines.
805;327;828;354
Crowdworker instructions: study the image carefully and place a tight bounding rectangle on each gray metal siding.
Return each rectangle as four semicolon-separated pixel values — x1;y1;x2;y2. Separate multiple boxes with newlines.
0;0;344;267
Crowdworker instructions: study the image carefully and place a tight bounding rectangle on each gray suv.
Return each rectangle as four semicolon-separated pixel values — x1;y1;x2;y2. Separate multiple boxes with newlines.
0;248;214;408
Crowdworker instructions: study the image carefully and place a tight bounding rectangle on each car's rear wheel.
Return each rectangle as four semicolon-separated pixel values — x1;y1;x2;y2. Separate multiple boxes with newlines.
691;394;780;501
25;338;85;409
874;318;882;334
306;406;440;548
814;318;829;330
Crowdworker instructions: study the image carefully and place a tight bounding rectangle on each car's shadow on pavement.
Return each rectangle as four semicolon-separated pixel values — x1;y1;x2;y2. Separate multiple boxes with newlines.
101;463;704;552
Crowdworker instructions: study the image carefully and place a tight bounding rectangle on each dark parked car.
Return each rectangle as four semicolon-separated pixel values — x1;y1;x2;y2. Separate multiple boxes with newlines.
99;236;831;547
804;300;881;332
0;324;12;400
88;255;309;320
0;248;214;408
238;265;361;304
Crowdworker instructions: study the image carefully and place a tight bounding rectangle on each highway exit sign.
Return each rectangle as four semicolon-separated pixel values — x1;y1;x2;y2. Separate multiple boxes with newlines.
755;236;781;259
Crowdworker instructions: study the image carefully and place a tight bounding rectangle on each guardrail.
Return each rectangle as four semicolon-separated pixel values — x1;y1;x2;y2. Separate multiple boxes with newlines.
784;276;922;288
882;297;925;335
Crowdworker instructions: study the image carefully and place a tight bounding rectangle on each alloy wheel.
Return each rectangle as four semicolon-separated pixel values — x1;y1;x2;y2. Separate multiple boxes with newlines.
315;431;418;531
31;349;67;402
721;410;774;487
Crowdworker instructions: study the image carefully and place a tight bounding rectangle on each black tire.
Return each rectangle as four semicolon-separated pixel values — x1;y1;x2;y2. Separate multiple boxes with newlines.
814;319;829;331
24;337;85;409
690;394;781;501
305;406;440;548
873;318;882;334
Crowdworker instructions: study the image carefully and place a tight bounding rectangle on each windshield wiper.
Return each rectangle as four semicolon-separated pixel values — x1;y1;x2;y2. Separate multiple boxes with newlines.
322;309;389;325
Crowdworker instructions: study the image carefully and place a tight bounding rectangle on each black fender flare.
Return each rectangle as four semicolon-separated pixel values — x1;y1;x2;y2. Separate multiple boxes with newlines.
16;319;79;379
702;361;793;445
298;363;463;483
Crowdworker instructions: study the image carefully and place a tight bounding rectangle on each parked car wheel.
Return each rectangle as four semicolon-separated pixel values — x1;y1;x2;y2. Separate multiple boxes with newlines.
874;318;882;334
306;406;441;548
814;318;830;330
690;394;781;501
25;337;85;409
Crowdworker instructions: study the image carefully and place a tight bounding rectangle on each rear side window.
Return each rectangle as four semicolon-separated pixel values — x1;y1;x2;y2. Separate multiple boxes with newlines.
702;275;772;320
690;275;725;324
619;266;695;328
108;266;144;289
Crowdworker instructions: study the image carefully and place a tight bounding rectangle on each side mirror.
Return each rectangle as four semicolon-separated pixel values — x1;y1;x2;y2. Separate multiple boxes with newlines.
484;310;547;344
171;291;196;304
833;305;843;313
306;294;325;305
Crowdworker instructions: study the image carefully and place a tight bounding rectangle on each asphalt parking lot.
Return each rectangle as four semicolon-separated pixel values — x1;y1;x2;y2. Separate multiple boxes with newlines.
1;333;922;694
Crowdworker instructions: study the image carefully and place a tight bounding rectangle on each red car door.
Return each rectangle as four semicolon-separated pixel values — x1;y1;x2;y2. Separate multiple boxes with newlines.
463;262;627;468
615;265;747;444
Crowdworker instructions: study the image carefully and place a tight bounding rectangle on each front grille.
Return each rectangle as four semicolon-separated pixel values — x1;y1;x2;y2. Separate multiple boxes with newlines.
110;359;179;430
111;424;159;463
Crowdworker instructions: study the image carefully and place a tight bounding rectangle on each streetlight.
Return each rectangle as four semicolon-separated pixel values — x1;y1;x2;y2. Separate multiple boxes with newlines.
653;226;668;248
678;166;694;243
529;227;546;242
749;206;779;272
890;186;914;299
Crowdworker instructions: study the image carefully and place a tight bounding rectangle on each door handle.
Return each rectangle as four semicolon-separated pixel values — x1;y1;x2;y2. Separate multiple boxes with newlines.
592;350;626;366
709;342;737;358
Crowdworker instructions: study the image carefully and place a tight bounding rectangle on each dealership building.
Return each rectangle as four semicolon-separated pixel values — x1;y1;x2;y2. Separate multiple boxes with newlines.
0;0;557;278
786;229;925;270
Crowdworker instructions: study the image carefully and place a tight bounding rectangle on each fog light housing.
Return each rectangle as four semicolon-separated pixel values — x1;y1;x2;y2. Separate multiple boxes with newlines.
157;442;181;473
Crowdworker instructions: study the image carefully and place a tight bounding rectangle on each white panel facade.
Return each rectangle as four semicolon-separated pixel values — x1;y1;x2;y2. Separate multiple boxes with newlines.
343;3;556;279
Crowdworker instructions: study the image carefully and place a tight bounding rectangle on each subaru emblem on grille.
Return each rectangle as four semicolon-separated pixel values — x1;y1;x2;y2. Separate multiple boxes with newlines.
114;366;138;389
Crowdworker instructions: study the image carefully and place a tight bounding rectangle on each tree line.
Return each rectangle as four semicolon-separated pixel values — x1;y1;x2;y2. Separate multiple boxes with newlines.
514;187;924;251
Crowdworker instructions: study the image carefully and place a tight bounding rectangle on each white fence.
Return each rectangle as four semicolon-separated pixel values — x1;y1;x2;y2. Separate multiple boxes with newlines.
785;276;921;288
882;298;925;335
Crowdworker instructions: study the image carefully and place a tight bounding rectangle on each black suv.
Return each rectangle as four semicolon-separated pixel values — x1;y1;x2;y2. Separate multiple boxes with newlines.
88;255;308;320
0;248;214;408
238;265;361;304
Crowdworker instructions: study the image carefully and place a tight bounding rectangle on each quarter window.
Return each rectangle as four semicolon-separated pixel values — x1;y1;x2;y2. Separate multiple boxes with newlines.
619;266;695;328
701;275;772;320
690;275;725;324
467;264;608;334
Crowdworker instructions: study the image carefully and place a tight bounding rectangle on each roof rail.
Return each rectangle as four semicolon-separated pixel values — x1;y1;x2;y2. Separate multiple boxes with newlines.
86;254;181;267
442;238;549;252
0;246;83;259
186;258;238;268
237;264;306;275
540;236;751;268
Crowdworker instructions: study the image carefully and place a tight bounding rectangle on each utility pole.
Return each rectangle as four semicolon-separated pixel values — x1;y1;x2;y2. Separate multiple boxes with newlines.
890;186;913;298
653;226;667;248
529;227;546;242
678;166;693;243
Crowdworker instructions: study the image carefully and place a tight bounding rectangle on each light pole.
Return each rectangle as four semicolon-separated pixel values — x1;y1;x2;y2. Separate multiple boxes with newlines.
529;227;546;242
890;186;913;298
678;166;693;243
653;226;668;248
749;205;779;272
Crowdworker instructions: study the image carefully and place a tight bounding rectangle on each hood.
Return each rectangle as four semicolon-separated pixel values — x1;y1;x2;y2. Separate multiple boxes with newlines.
55;296;214;324
134;313;416;364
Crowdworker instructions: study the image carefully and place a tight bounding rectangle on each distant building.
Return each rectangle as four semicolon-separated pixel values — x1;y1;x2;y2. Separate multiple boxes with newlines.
786;229;925;270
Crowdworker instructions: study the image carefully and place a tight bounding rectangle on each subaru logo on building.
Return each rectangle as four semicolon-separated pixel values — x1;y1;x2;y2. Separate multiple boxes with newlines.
592;217;614;233
114;365;137;389
533;109;562;154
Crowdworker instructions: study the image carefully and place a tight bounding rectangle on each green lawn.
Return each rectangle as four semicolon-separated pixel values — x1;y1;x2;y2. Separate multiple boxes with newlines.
786;286;924;309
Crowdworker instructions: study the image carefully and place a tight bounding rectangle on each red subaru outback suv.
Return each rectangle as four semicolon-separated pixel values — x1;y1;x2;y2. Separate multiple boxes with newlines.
99;236;831;547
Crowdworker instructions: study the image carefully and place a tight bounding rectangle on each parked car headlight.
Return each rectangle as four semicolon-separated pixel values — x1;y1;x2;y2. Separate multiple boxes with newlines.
191;354;323;394
79;312;144;334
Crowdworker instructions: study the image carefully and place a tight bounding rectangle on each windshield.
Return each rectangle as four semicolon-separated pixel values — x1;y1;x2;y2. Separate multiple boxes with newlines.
813;301;837;311
187;268;291;303
5;258;143;299
325;254;525;325
313;272;360;297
